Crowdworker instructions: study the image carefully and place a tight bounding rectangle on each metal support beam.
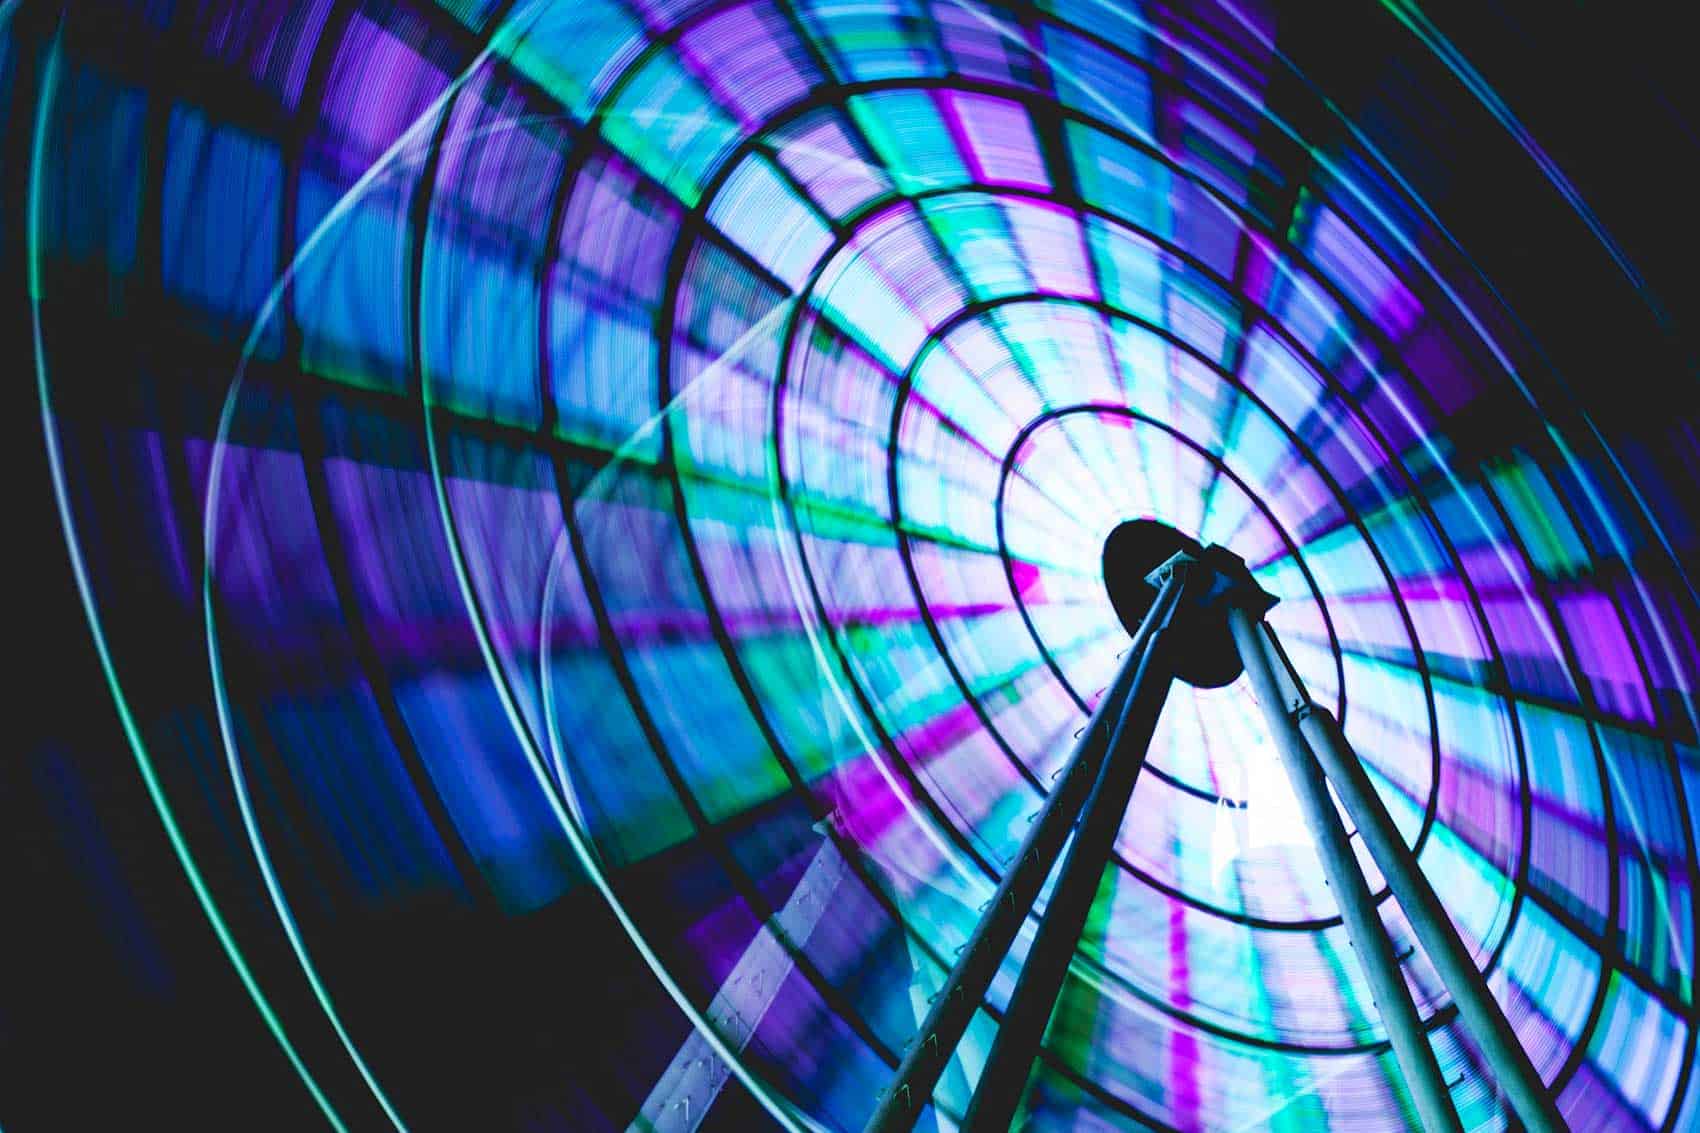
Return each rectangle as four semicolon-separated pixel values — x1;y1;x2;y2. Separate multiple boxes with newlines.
1227;608;1463;1133
1247;617;1566;1133
864;522;1562;1133
637;841;850;1132
959;562;1192;1131
863;567;1188;1133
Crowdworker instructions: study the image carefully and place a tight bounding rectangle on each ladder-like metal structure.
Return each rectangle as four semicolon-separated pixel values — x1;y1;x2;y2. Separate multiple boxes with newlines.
864;526;1565;1133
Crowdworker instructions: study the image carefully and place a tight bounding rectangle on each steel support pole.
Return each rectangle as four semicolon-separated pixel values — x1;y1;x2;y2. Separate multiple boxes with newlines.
959;564;1191;1132
1247;617;1566;1133
862;569;1188;1133
1227;608;1463;1133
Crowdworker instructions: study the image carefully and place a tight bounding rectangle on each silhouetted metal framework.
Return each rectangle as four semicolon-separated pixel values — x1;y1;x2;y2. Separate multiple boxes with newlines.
866;531;1565;1133
18;1;1697;1129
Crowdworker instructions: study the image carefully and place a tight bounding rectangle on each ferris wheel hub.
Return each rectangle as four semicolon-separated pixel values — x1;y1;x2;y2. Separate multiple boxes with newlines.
1101;519;1268;689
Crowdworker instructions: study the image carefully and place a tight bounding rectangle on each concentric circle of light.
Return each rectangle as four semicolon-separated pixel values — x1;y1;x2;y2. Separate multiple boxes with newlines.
23;1;1697;1131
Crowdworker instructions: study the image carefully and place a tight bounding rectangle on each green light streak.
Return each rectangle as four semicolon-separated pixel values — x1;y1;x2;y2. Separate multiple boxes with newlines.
192;14;528;1128
27;20;348;1132
417;131;829;1130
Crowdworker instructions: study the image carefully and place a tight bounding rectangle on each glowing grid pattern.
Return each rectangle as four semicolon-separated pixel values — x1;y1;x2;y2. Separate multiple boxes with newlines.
18;0;1698;1130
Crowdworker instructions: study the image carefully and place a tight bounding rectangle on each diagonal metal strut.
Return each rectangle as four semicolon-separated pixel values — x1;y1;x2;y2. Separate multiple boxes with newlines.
864;539;1565;1133
862;563;1192;1133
